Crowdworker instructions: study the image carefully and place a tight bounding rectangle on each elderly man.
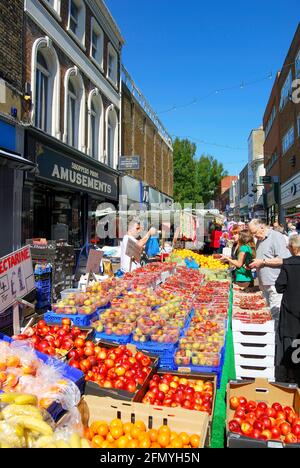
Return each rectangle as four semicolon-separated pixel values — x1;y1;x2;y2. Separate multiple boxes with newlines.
249;219;291;329
120;218;156;273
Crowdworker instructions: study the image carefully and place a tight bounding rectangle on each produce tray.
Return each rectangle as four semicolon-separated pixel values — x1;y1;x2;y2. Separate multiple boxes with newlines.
130;339;178;353
232;319;275;333
235;365;275;381
44;310;99;326
233;342;275;357
174;346;226;389
0;332;85;422
234;354;275;368
233;330;275;345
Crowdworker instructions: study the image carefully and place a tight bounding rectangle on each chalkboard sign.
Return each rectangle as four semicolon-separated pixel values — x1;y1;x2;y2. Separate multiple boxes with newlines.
86;250;104;274
125;238;142;264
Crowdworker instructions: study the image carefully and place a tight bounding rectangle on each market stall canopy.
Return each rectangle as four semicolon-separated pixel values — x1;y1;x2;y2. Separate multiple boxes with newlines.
0;147;37;173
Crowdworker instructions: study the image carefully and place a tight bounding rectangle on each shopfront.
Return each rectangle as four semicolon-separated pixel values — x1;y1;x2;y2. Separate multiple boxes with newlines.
281;173;300;226
22;129;119;248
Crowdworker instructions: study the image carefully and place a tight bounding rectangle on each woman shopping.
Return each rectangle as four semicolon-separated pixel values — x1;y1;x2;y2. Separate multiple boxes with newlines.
221;230;255;289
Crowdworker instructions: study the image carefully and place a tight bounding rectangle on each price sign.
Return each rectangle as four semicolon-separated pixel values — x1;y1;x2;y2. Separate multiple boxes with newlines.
0;246;35;313
126;238;142;264
86;250;104;274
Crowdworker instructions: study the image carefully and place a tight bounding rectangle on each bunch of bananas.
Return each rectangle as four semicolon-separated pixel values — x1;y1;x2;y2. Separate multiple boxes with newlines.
0;393;90;449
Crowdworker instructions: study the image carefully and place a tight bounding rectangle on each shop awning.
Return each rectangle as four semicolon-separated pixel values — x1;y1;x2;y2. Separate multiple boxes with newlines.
0;148;38;173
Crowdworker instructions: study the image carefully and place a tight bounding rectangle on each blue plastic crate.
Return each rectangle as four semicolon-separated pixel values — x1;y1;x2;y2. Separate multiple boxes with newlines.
44;310;99;327
130;339;178;354
94;331;132;344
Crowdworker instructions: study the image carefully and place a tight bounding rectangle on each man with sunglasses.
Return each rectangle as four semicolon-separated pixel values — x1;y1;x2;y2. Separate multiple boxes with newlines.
248;219;291;330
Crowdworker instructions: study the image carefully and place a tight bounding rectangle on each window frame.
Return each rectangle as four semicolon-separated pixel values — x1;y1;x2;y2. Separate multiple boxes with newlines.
280;70;292;110
41;0;62;21
87;89;104;161
296;50;300;79
35;53;50;132
282;126;295;155
63;67;86;153
67;82;77;147
90;18;104;71
67;0;86;50
107;43;118;87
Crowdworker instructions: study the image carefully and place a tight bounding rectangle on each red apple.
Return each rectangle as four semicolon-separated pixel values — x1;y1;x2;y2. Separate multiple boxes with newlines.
230;396;241;410
266;407;277;419
252;429;261;439
253;420;264;432
280;422;292;436
255;408;266;420
285;433;298;444
271;427;281;440
272;402;283;414
246;401;257;413
276;411;286;422
292;418;300;427
241;422;253;436
292;424;300;437
74;337;85;348
257;402;268;413
261;430;272;440
228;420;241;433
238;397;248;407
261;417;272;430
126;380;137;393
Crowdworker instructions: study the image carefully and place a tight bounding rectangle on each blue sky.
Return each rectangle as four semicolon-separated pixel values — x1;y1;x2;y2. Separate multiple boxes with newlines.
106;0;299;175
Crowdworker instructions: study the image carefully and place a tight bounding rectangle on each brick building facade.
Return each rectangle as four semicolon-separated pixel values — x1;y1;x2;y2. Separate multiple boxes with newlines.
121;71;173;202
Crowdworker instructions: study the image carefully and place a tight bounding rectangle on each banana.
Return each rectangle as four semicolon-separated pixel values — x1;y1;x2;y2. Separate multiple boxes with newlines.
34;436;56;448
69;432;81;448
14;424;24;438
56;439;71;448
2;405;43;420
80;438;91;449
0;394;18;404
8;416;53;436
14;394;38;406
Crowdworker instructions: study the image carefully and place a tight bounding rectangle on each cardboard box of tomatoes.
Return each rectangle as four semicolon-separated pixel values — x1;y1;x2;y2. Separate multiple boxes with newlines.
79;394;209;448
83;342;159;402
134;370;217;447
226;379;300;448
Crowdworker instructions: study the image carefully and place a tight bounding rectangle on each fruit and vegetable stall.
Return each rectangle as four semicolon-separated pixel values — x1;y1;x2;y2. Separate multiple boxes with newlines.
0;254;299;449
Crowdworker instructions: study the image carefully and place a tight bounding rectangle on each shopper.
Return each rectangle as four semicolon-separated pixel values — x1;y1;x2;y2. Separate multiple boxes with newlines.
273;223;289;246
275;235;300;384
209;223;223;254
120;219;156;273
287;222;297;237
221;230;255;289
248;219;291;329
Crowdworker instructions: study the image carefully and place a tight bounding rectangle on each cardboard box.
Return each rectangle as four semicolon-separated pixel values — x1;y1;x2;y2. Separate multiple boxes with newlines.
234;342;275;357
134;370;217;446
235;354;275;368
235;366;275;381
226;379;300;448
79;394;209;448
84;342;159;402
233;331;275;345
232;319;275;333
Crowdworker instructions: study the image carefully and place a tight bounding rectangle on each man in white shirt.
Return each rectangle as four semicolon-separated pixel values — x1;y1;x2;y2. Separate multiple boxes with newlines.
120;219;157;273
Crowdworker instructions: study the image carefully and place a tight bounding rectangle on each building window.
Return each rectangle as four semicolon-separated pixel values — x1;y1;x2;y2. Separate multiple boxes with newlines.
266;152;278;173
35;51;49;132
90;19;104;69
282;126;295;154
43;0;61;17
265;105;276;137
64;68;86;152
32;37;61;138
296;50;300;79
68;0;86;47
88;89;104;160
107;44;118;86
105;106;118;168
280;70;292;110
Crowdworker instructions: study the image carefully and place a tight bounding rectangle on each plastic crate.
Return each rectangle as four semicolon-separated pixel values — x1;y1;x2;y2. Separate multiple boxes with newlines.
44;310;99;327
130;339;178;354
94;332;132;344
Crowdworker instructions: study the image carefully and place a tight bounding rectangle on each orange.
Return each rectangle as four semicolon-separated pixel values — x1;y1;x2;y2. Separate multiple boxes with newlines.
158;426;171;437
110;418;123;428
157;432;170;448
171;438;183;448
128;439;139;448
106;432;115;443
110;426;124;440
101;440;111;448
91;435;104;447
134;420;146;432
179;432;190;445
97;423;109;437
151;443;161;448
166;444;172;448
117;436;130;448
139;436;151;448
148;429;158;442
130;426;140;440
184;445;191;448
123;422;133;434
190;434;200;448
170;431;178;441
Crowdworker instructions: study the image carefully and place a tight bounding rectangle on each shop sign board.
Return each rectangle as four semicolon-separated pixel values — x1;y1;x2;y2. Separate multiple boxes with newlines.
86;250;104;274
0;246;35;313
119;156;140;171
126;238;142;264
36;146;118;200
